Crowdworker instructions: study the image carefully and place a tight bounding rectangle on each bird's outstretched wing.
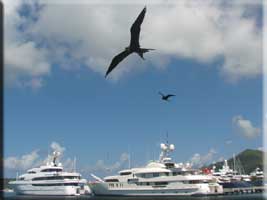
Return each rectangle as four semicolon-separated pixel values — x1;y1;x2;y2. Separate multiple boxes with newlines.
130;6;146;49
158;92;164;97
166;94;176;99
105;50;132;78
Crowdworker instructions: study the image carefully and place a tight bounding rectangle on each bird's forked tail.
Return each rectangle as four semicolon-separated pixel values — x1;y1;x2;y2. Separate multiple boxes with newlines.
138;48;155;60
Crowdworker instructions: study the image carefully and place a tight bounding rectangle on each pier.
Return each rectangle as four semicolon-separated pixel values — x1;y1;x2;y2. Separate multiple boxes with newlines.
223;186;265;195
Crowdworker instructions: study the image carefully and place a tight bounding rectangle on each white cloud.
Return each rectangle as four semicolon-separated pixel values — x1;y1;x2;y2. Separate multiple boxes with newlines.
4;0;262;87
4;150;40;170
232;115;260;139
82;152;129;175
4;141;68;173
221;14;262;81
189;148;217;168
50;141;66;153
23;77;44;89
4;0;51;88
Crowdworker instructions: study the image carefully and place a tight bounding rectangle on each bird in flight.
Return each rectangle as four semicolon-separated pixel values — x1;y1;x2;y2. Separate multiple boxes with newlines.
105;6;154;78
159;92;176;102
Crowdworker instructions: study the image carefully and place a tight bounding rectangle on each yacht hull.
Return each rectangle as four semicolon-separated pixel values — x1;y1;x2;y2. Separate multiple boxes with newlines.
10;183;89;196
90;182;222;196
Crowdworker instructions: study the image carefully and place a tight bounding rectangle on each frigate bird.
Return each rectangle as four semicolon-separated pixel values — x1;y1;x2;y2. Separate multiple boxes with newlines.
105;6;154;78
159;92;176;102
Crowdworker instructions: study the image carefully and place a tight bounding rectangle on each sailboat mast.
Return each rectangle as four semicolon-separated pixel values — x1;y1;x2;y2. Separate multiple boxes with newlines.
233;154;236;174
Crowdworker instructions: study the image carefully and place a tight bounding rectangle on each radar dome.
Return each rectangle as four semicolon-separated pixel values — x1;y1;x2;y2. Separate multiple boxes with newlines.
169;144;175;151
160;143;167;150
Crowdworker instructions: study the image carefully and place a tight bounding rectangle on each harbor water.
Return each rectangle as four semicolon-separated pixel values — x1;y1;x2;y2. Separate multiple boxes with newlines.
3;192;266;200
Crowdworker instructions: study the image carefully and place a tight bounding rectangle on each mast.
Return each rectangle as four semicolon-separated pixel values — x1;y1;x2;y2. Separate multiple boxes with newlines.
74;156;76;172
128;146;131;169
233;153;236;175
128;153;131;169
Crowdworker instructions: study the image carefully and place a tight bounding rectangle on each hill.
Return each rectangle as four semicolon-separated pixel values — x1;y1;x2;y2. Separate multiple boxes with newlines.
206;149;263;174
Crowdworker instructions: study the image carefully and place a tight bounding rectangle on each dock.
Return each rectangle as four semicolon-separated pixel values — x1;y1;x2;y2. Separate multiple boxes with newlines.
223;186;265;195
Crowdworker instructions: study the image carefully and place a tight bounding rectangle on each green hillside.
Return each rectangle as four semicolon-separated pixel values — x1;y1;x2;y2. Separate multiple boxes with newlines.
206;149;263;174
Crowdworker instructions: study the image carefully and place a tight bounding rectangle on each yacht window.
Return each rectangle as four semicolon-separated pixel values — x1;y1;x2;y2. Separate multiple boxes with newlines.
164;172;170;176
19;177;25;180
120;172;132;176
28;171;36;174
152;173;160;177
127;178;138;184
173;172;182;176
189;180;202;184
136;173;145;178
105;179;119;182
32;183;78;186
155;182;168;185
41;168;62;172
165;163;175;169
64;183;79;186
143;173;153;178
32;176;64;181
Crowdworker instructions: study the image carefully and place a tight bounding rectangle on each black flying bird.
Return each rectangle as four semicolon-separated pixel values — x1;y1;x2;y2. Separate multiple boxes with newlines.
159;92;176;102
105;6;154;78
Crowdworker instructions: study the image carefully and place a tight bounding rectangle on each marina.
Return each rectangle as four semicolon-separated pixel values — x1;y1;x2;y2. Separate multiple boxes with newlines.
5;141;265;199
4;1;264;200
89;142;223;196
3;191;266;200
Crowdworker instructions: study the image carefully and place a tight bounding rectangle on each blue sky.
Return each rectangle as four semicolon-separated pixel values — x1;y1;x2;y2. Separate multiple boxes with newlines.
4;1;263;178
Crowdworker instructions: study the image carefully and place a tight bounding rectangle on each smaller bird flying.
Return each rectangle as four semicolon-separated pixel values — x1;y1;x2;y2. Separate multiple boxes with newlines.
105;6;154;78
159;92;176;102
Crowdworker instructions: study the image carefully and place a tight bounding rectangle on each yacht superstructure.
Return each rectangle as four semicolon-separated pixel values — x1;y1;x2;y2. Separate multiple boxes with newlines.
212;159;251;183
89;142;223;196
250;168;264;179
9;151;91;196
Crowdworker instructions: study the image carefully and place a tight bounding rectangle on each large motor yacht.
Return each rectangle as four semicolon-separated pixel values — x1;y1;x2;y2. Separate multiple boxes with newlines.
9;151;91;196
89;142;223;196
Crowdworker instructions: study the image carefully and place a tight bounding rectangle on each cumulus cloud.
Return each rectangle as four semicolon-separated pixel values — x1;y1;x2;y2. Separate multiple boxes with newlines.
232;115;260;138
189;148;217;168
4;141;69;173
50;141;66;153
4;0;262;87
81;152;130;176
4;0;51;88
4;140;128;178
4;150;40;170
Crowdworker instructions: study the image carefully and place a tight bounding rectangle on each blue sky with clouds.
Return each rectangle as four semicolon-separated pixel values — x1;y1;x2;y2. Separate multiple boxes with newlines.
4;0;263;178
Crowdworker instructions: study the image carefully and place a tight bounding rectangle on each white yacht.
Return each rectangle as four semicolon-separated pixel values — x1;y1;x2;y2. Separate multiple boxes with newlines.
89;142;223;196
250;168;264;179
212;159;251;183
9;151;91;196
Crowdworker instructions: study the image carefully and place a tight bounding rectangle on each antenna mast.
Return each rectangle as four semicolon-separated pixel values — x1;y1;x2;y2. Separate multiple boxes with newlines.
166;131;169;144
233;154;236;174
74;157;76;172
